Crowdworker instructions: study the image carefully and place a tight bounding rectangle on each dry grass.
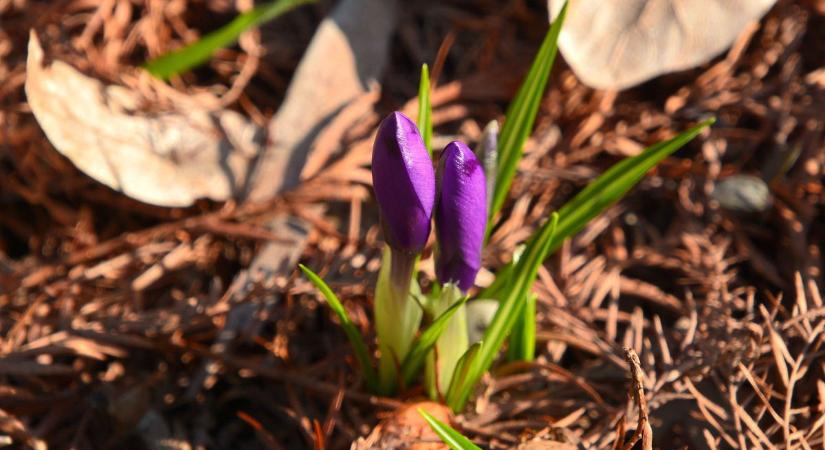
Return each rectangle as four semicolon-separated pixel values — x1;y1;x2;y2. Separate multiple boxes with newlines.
1;0;824;448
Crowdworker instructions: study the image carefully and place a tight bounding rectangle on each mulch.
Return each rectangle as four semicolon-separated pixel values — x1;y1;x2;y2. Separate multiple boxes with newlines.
1;0;824;448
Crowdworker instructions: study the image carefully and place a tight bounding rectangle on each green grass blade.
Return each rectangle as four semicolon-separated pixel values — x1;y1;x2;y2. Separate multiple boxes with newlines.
417;63;433;156
489;1;568;224
418;409;482;450
481;118;715;300
299;264;378;391
445;341;481;410
506;292;536;362
400;296;468;387
145;0;314;79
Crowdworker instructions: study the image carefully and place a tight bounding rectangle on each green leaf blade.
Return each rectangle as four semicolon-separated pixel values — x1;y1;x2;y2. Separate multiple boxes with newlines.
462;121;714;407
507;292;537;362
418;409;482;450
489;1;568;222
548;118;716;256
144;0;314;79
482;118;715;300
400;296;468;387
299;264;378;391
445;341;481;410
417;63;433;156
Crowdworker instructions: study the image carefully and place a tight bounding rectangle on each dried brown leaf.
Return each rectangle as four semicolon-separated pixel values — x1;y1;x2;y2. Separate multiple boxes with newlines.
25;32;262;207
548;0;777;89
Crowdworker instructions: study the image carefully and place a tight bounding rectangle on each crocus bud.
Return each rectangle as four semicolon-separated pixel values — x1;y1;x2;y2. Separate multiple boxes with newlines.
435;141;487;292
371;112;433;394
372;112;435;255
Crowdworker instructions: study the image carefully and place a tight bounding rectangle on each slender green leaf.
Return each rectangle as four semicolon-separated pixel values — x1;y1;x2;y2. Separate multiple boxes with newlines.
417;64;433;156
418;409;482;450
495;245;533;363
145;0;314;79
299;264;378;391
400;296;468;387
445;341;481;409
507;292;536;362
424;284;468;399
482;118;715;300
452;119;714;410
489;1;568;224
374;247;423;395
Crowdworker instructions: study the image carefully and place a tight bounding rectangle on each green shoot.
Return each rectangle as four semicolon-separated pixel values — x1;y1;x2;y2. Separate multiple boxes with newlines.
507;292;537;362
299;264;378;391
417;64;433;156
418;409;482;450
444;341;481;407
489;1;568;227
400;295;468;388
145;0;314;79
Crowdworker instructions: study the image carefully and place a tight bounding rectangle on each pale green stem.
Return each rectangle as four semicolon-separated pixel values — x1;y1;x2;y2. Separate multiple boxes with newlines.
375;245;422;394
425;283;469;400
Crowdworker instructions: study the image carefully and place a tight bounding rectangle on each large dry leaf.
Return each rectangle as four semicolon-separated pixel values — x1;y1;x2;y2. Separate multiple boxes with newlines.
246;0;396;201
25;32;262;207
235;0;395;281
548;0;777;89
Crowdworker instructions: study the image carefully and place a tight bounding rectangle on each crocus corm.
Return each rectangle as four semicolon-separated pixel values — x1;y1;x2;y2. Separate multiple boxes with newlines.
435;141;487;292
372;111;435;255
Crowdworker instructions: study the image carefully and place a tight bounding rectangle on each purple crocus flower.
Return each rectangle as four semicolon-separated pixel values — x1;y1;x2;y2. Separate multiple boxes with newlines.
436;141;487;292
372;112;436;255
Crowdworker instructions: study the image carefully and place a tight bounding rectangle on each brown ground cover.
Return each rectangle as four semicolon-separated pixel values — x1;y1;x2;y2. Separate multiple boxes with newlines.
1;0;824;448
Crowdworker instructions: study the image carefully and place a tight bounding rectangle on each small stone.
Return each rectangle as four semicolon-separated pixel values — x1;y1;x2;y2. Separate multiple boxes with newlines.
711;175;772;213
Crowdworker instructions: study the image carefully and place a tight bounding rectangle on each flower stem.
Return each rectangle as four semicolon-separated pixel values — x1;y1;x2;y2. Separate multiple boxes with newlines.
425;283;468;400
375;245;422;394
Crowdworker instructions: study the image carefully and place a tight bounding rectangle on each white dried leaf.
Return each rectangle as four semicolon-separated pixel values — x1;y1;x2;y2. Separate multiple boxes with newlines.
246;0;396;200
235;0;395;288
25;32;262;207
549;0;777;89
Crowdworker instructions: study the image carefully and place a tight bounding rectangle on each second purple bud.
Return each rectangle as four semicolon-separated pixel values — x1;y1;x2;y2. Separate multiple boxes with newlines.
435;141;487;292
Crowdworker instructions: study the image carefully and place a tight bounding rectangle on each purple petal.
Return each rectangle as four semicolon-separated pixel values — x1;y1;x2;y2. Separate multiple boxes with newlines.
372;112;435;254
435;141;487;291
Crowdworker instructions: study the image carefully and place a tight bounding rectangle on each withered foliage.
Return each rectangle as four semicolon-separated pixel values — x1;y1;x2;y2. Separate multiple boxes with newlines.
1;0;824;449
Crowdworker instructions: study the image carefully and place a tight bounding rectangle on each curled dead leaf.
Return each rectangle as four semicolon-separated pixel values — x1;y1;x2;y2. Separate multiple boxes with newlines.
517;441;576;450
352;402;451;450
25;31;262;207
247;0;396;201
549;0;777;89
